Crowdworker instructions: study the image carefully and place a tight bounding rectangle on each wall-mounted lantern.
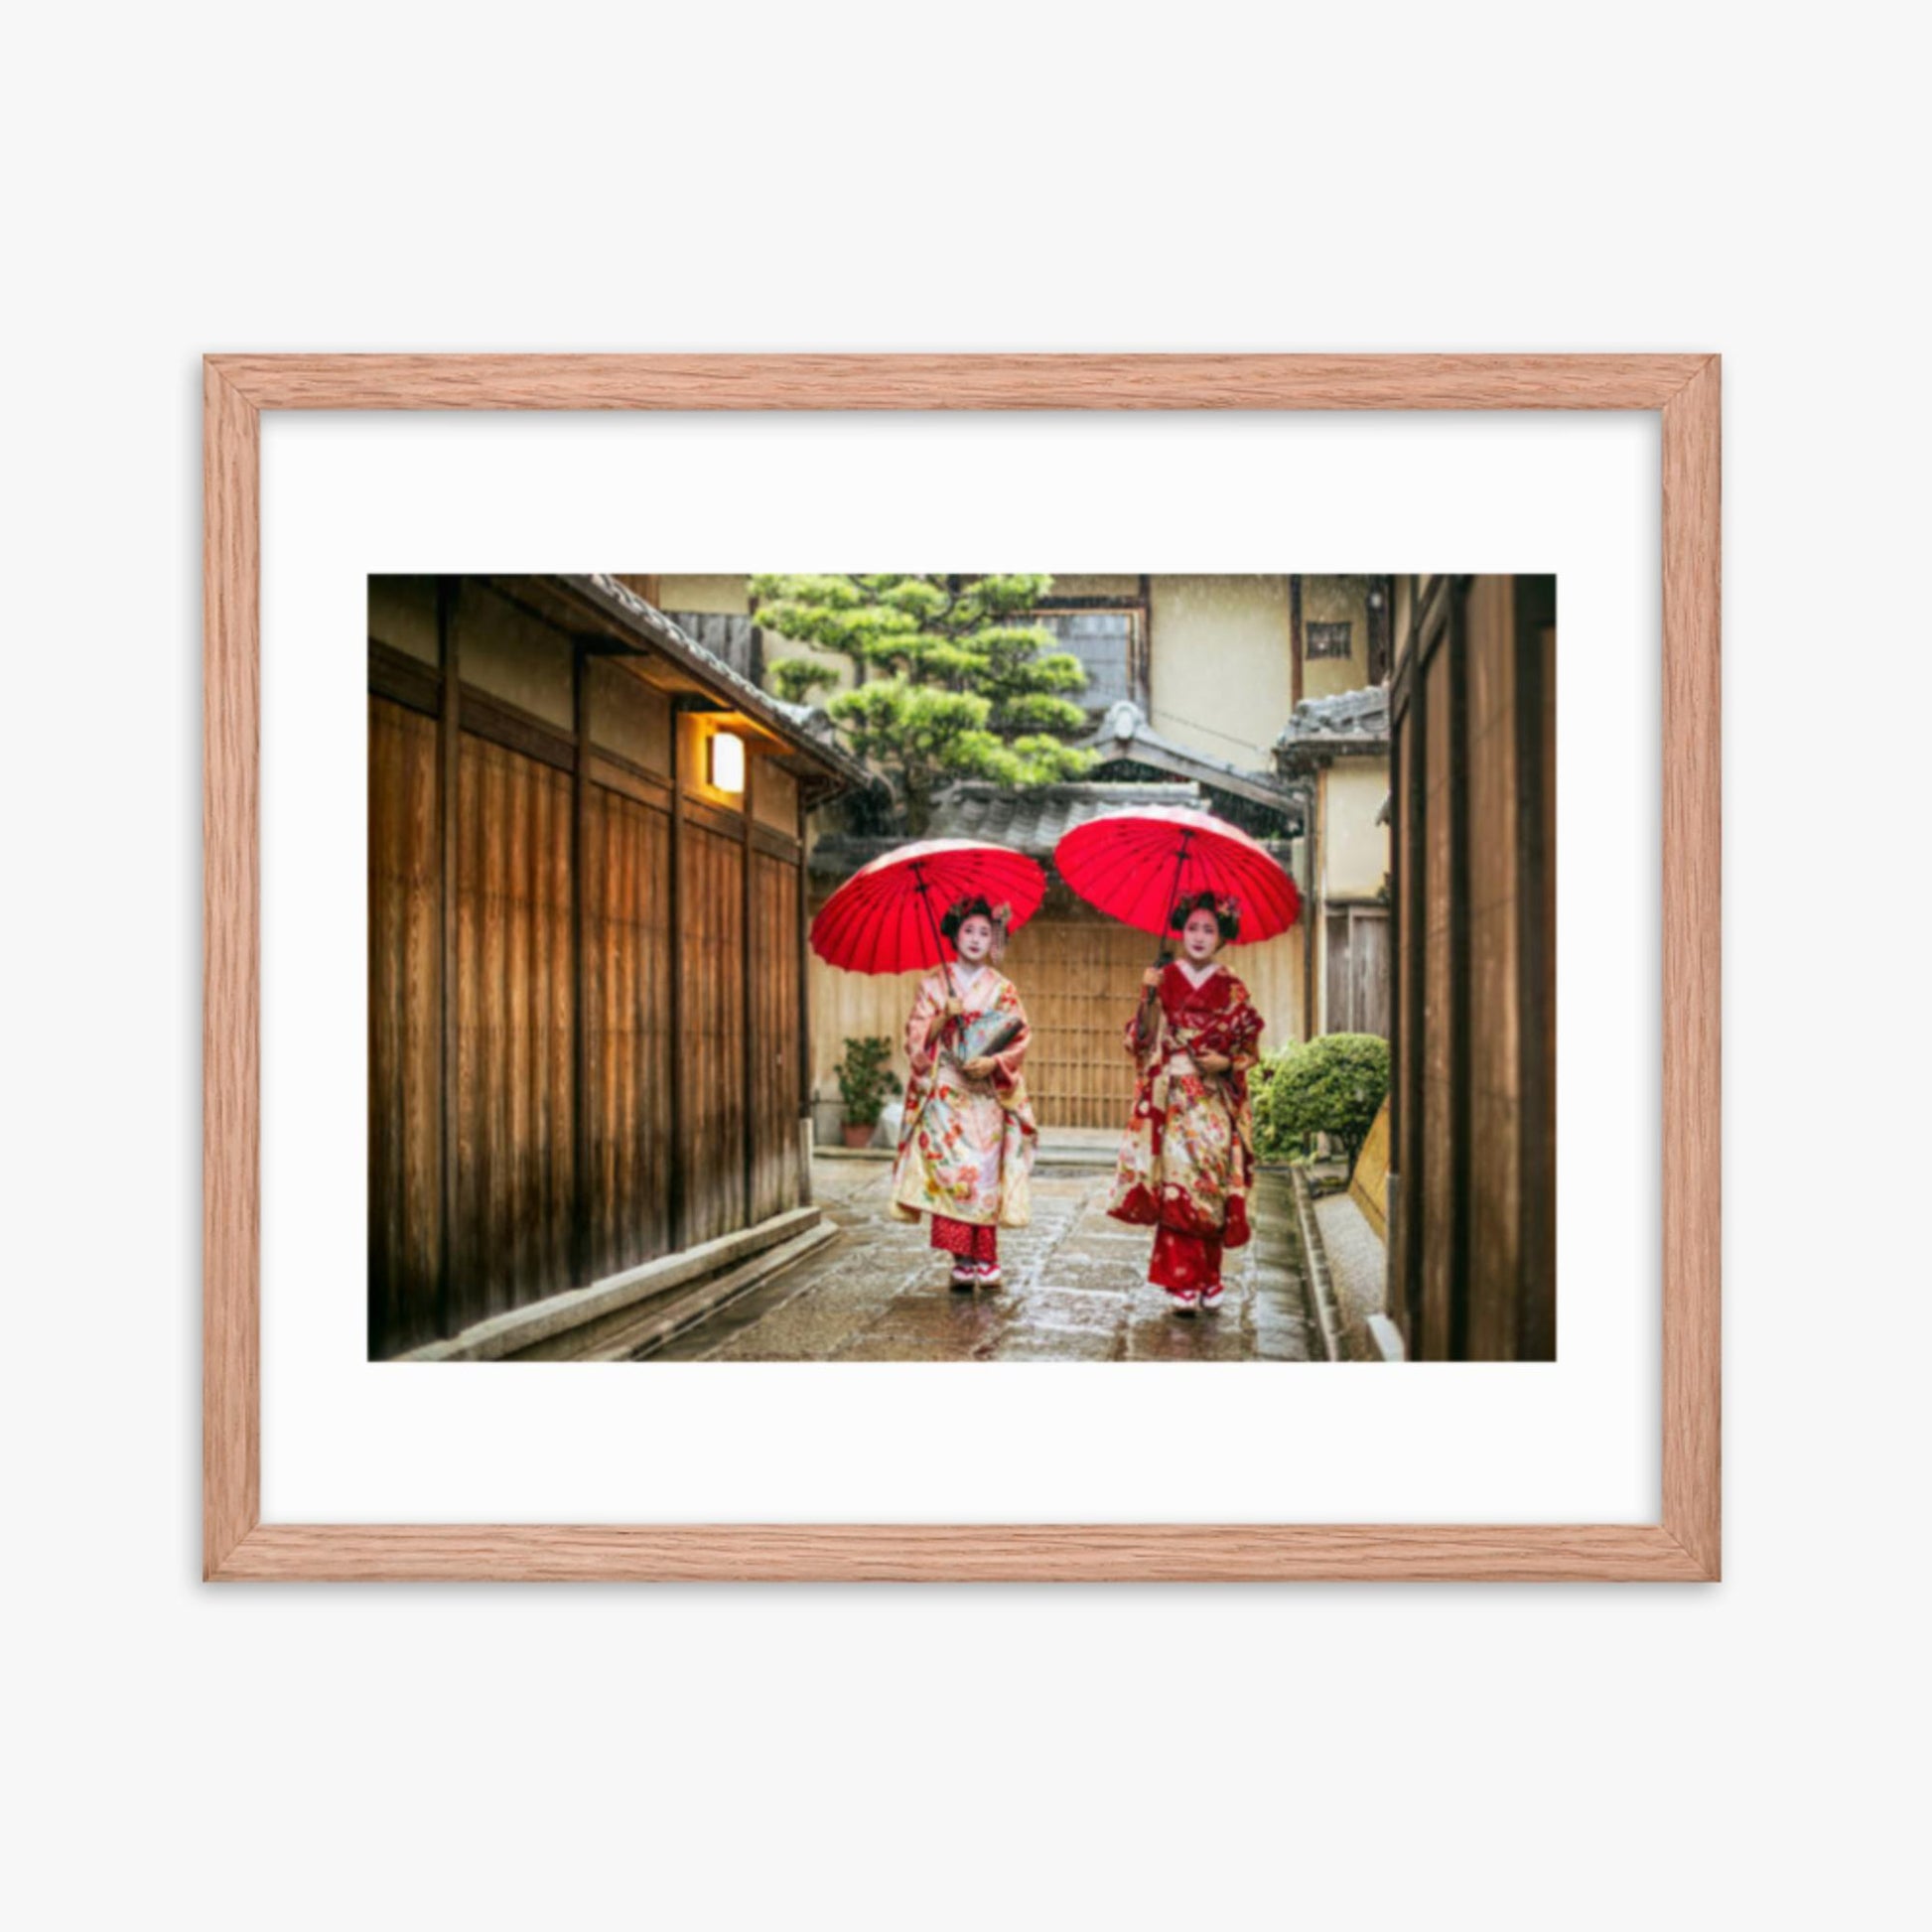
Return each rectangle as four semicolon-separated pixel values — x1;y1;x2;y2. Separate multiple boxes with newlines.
708;729;747;794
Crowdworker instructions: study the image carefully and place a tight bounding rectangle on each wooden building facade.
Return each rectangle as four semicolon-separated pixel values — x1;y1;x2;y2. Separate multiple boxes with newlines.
366;575;862;1359
1386;575;1557;1361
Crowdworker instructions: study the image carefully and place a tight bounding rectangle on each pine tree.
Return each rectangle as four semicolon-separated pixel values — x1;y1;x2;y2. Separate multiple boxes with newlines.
756;573;1093;833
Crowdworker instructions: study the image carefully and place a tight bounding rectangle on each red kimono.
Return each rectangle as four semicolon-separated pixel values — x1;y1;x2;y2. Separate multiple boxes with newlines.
1106;961;1264;1294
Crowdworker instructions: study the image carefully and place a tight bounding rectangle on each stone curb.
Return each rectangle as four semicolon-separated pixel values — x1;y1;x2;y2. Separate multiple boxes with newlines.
1364;1312;1407;1363
1289;1167;1347;1363
398;1206;827;1362
621;1221;842;1360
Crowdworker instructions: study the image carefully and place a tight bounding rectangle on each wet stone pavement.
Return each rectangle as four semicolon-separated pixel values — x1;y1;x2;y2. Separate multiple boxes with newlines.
646;1156;1312;1362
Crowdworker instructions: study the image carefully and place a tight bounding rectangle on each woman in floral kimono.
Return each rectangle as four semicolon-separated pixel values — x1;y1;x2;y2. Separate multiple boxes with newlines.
1107;891;1264;1314
890;897;1037;1290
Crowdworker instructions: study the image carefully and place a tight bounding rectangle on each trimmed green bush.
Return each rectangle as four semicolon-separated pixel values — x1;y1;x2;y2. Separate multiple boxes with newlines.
1252;1033;1391;1165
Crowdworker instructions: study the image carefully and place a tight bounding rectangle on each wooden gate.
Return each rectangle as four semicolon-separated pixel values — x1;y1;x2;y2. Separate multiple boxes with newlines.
1001;916;1149;1130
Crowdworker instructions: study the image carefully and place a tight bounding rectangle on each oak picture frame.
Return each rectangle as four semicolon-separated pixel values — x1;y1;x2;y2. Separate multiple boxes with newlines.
204;353;1720;1582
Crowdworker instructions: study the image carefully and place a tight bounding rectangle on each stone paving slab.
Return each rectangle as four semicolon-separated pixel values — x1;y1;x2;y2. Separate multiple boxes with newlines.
643;1158;1313;1363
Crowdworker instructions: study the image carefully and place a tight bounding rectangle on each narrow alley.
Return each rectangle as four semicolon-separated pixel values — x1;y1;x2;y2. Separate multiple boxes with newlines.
646;1155;1312;1362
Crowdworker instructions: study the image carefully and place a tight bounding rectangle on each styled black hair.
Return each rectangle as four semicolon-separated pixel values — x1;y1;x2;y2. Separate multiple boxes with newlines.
1169;890;1240;943
940;895;997;943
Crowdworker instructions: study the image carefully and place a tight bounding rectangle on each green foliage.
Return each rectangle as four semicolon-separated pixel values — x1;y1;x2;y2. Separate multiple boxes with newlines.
836;1035;902;1128
1251;1034;1391;1165
767;656;841;704
757;573;1095;830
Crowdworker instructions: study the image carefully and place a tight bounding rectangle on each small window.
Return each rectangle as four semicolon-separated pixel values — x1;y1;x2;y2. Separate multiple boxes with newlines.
1030;609;1144;712
1306;621;1354;660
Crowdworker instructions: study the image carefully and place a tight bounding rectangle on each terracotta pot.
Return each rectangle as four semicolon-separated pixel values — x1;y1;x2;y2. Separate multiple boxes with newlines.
841;1121;877;1150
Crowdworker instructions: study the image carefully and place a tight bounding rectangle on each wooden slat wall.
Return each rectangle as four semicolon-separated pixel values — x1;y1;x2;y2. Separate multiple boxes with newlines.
368;698;442;1355
1419;639;1457;1360
1464;578;1523;1359
1528;611;1557;1357
753;851;803;1220
680;824;748;1245
453;735;576;1326
586;785;674;1279
1389;694;1421;1341
812;954;927;1106
1386;575;1556;1362
367;582;820;1356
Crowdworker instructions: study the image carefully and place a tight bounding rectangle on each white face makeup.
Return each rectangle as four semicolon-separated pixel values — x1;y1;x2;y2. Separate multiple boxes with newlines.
1180;909;1222;961
954;914;995;964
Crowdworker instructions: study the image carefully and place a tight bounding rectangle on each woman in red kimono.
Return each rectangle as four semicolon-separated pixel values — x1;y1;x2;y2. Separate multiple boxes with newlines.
890;897;1037;1290
1107;891;1264;1314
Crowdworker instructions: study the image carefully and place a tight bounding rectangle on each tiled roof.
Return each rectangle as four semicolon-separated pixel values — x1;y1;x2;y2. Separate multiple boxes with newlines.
559;574;879;794
1273;684;1391;767
809;780;1262;876
1077;701;1305;809
936;779;1207;849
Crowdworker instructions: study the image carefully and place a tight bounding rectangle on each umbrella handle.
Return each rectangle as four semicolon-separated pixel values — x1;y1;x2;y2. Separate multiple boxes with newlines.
911;867;961;1053
1152;827;1194;966
1135;829;1192;1049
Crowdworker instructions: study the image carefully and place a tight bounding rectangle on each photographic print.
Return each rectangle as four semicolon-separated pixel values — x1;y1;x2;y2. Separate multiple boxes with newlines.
367;570;1555;1366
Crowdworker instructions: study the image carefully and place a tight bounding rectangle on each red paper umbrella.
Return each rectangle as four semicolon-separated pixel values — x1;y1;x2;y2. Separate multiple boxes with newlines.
810;839;1047;977
1053;804;1300;949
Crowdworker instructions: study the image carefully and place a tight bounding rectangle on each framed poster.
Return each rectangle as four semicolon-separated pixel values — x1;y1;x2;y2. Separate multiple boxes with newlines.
205;353;1719;1580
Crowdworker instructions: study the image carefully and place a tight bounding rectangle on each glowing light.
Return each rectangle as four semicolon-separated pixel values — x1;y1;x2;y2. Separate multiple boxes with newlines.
708;729;747;794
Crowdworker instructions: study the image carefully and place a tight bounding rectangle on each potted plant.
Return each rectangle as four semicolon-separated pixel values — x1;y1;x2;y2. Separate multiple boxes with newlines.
837;1035;902;1149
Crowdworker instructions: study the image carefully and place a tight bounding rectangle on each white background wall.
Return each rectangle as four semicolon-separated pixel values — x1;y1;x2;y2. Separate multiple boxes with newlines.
5;5;1923;1928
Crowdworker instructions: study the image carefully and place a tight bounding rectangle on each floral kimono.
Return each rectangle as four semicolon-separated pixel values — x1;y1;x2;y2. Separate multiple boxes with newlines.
891;966;1037;1265
1107;960;1264;1294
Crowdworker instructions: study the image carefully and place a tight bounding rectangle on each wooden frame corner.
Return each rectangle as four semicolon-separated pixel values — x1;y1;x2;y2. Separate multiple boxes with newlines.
205;353;1720;1583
